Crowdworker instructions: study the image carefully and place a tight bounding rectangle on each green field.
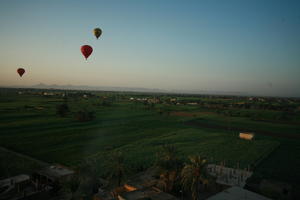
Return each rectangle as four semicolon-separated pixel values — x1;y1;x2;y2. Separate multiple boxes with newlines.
0;148;46;179
0;90;299;185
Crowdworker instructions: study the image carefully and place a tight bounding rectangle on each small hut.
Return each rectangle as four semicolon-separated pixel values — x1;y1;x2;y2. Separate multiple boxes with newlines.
239;132;255;140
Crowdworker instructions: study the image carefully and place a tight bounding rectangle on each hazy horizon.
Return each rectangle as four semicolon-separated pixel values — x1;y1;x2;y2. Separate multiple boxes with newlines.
2;82;299;98
1;0;300;97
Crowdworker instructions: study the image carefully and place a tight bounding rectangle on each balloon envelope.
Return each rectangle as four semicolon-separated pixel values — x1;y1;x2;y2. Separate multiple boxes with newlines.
17;68;25;77
81;45;93;60
93;28;102;39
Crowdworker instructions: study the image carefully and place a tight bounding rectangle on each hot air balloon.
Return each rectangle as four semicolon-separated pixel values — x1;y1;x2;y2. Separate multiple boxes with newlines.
17;68;25;77
93;28;102;39
81;45;93;60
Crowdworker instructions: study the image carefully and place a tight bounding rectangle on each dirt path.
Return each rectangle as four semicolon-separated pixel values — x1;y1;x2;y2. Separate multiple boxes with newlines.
0;146;49;166
185;120;300;139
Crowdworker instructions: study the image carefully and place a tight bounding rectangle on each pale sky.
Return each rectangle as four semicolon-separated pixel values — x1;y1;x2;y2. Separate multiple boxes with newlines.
0;0;300;97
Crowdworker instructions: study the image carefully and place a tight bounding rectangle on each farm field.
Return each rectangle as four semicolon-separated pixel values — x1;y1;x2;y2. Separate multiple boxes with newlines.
0;147;46;179
0;89;299;186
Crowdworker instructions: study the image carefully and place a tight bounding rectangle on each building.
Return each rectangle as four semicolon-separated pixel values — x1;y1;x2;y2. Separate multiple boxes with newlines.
0;174;52;200
43;92;54;96
187;102;198;105
147;98;160;104
119;187;178;200
207;186;271;200
207;164;252;187
124;168;158;190
239;132;255;140
0;174;30;196
33;164;74;186
96;168;179;200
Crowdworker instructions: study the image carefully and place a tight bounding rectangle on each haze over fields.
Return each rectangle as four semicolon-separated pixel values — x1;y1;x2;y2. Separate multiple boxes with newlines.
0;0;300;97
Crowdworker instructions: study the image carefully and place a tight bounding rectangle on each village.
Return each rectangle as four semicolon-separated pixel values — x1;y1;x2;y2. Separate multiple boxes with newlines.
1;131;282;200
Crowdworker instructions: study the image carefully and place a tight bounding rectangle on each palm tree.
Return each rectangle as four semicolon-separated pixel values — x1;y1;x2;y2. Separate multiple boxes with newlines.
65;175;81;200
76;158;103;198
156;144;182;193
156;144;182;171
181;156;210;200
107;151;126;187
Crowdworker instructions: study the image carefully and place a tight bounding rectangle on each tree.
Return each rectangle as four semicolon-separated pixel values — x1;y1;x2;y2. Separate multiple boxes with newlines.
75;158;104;199
107;151;127;187
56;103;69;117
158;108;163;115
63;175;81;200
75;110;95;122
156;145;182;193
181;156;211;200
156;144;182;171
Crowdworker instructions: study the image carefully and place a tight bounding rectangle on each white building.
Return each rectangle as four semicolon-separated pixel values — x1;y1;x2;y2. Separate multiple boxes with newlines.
207;164;252;187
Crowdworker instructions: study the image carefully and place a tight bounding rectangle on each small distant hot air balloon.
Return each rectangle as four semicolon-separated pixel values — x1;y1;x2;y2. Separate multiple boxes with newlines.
81;45;93;60
93;28;102;39
17;68;25;77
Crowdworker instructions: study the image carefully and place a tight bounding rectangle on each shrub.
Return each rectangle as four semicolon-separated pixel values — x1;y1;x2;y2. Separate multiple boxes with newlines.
56;104;69;117
75;110;95;122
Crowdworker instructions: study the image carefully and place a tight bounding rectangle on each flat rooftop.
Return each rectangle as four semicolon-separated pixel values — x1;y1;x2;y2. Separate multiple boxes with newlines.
0;174;30;187
37;164;74;179
207;164;252;187
121;187;178;200
207;186;271;200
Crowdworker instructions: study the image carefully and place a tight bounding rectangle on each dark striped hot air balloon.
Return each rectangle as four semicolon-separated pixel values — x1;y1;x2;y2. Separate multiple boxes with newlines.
93;28;102;39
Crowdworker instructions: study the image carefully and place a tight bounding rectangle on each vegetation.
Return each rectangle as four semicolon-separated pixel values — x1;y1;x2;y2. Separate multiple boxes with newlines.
156;145;182;193
181;156;211;200
62;175;81;200
56;103;70;117
107;151;127;187
75;109;95;122
0;148;46;179
0;88;299;187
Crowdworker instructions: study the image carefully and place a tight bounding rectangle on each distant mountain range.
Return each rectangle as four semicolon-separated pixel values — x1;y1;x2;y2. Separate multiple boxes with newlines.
3;83;246;96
